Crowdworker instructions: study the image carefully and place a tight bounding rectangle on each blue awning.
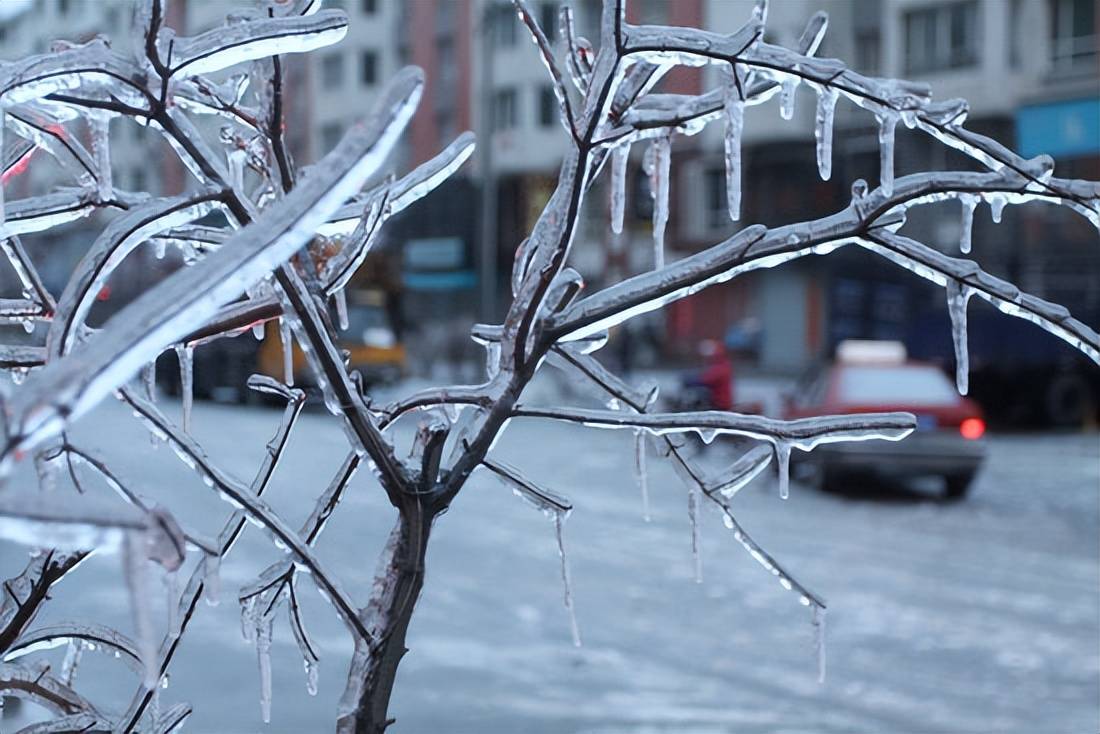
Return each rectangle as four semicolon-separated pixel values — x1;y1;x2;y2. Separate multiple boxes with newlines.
1016;97;1100;159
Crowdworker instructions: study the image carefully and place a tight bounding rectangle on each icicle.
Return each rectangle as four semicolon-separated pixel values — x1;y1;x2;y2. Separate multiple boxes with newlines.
141;361;157;403
303;657;319;696
60;639;83;686
255;615;274;723
775;441;791;500
610;143;629;234
90;111;113;201
164;567;179;631
779;77;797;120
958;194;977;254
154;238;167;259
280;317;294;386
946;281;972;395
240;596;259;643
334;287;349;331
814;87;838;181
554;512;581;647
123;532;158;689
175;344;194;434
722;65;744;221
988;193;1007;224
252;321;265;340
202;552;221;606
633;430;651;522
877;111;897;197
753;0;768;23
21;319;34;334
813;605;827;683
648;135;671;270
688;484;702;583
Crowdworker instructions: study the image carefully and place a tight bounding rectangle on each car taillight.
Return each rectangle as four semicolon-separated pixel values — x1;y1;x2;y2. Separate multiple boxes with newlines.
960;417;985;440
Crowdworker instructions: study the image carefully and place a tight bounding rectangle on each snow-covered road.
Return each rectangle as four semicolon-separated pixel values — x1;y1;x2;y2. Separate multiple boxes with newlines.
2;390;1097;733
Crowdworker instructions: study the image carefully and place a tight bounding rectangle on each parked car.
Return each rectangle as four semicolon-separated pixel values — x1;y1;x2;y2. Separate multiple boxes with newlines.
783;340;987;499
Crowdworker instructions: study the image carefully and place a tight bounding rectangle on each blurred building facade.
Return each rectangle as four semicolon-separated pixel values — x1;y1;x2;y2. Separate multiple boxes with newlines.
1;0;1097;386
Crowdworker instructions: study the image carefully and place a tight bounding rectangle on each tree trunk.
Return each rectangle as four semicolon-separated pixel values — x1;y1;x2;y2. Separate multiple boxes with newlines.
337;506;432;733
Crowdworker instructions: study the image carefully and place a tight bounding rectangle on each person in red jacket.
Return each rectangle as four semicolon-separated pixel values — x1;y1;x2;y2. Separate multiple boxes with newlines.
685;339;734;411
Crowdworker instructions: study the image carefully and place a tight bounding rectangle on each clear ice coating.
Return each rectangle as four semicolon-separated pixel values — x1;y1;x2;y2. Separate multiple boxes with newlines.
815;87;838;180
0;0;1096;730
633;429;651;522
946;280;972;395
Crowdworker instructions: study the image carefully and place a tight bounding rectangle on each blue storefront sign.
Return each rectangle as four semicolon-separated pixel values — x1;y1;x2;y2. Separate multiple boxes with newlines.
1016;97;1100;159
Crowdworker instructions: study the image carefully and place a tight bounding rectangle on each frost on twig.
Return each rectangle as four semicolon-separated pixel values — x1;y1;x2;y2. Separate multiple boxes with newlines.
0;0;1095;729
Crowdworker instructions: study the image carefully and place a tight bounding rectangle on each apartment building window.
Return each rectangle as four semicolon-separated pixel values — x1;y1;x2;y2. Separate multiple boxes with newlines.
362;0;378;14
1051;0;1097;69
361;51;377;86
538;86;557;127
492;88;518;131
321;122;344;152
855;29;881;74
539;3;557;41
492;5;517;47
904;1;980;74
703;167;727;230
321;53;344;89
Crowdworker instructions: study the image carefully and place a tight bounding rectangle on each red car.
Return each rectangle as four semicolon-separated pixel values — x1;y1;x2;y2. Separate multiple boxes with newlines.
783;341;987;499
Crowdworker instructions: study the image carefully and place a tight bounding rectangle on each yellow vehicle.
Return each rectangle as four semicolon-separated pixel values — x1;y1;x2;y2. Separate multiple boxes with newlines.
257;288;405;389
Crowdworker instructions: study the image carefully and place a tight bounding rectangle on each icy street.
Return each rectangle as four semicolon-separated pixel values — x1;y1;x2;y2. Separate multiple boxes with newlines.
2;386;1097;734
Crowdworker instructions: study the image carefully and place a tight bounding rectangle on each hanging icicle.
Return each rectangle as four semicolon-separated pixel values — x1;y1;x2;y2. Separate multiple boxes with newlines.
987;193;1007;224
279;317;294;386
775;441;791;500
256;614;274;723
123;532;158;690
334;287;349;331
812;604;827;683
688;484;702;583
958;194;978;254
610;143;629;234
722;64;745;221
202;552;221;606
633;429;651;522
814;87;838;181
779;77;797;121
554;512;581;647
649;135;671;270
946;280;972;395
175;344;194;434
877;110;898;197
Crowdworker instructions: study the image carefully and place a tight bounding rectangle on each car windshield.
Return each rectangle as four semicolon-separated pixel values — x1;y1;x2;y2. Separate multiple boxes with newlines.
837;365;958;406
